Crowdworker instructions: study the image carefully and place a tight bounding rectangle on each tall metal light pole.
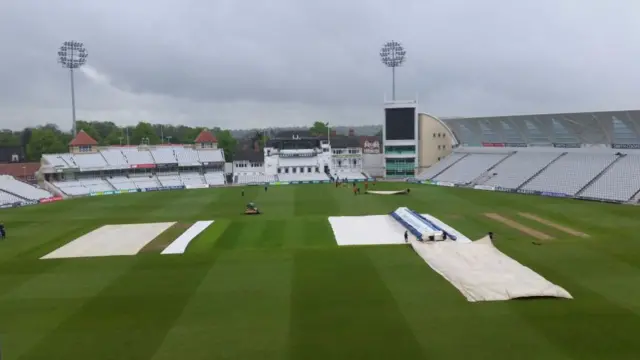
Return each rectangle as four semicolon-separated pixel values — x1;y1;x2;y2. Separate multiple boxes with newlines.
58;41;88;137
380;41;406;101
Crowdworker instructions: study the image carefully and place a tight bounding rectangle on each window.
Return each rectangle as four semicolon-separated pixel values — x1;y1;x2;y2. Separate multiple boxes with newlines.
315;167;319;173
433;133;436;138
308;167;312;173
437;145;441;150
437;157;441;161
277;168;281;174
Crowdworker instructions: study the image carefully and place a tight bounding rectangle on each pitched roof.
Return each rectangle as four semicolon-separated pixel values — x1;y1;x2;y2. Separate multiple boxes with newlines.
0;162;40;177
194;130;217;143
69;130;98;146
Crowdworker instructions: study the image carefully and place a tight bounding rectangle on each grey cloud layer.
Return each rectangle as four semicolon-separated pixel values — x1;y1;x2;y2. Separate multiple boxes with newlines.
0;0;639;130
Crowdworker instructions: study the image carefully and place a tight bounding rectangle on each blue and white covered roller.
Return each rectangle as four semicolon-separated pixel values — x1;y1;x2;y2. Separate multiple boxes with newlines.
390;207;458;241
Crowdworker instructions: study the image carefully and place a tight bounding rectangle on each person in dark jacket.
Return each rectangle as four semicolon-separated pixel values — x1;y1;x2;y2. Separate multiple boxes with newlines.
0;223;6;239
404;230;408;243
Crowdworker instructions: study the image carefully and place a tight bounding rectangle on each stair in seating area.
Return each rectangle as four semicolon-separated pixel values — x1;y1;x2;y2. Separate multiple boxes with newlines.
516;152;567;190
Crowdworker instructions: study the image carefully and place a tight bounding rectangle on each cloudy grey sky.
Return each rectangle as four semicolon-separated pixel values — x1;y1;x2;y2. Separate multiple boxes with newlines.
1;0;639;131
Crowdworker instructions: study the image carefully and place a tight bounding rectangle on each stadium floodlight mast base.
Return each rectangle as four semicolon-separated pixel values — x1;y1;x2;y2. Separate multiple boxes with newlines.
380;41;407;101
58;41;88;137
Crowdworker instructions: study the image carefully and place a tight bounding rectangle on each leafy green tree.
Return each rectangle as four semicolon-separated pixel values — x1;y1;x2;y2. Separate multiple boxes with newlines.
309;121;329;136
26;127;67;160
131;122;160;145
214;129;237;161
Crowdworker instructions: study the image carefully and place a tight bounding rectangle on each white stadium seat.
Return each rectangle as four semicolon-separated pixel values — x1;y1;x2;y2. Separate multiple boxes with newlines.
434;153;508;184
522;153;617;195
151;148;178;164
482;152;564;189
100;149;129;167
121;148;154;165
73;153;108;169
204;172;225;185
0;175;52;200
107;176;137;190
579;154;640;201
416;153;467;180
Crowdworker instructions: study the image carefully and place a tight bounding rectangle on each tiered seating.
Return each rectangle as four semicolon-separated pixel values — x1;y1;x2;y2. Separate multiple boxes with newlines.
579;155;640;201
523;153;617;195
0;175;51;200
43;154;72;168
416;153;467;180
130;176;159;189
59;154;77;167
174;148;200;165
53;180;90;196
278;173;329;182
180;172;206;186
151;148;178;164
434;153;508;184
121;148;154;165
77;178;113;192
236;173;277;184
100;149;128;167
482;152;563;189
107;176;137;190
157;174;182;187
73;153;108;168
204;172;226;185
197;149;224;163
0;191;25;205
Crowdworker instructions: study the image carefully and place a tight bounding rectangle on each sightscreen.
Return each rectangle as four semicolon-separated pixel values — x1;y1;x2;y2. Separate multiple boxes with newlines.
385;108;415;140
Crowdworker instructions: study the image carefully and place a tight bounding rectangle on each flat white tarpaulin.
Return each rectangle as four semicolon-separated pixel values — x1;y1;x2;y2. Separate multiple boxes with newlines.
366;190;408;195
411;236;573;302
162;220;214;254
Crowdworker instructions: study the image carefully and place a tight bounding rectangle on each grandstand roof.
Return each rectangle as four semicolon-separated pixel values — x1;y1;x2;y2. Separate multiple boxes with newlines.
194;130;217;143
442;110;640;147
69;130;98;146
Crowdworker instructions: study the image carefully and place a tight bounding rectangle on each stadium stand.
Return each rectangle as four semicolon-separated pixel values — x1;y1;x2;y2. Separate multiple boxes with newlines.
204;172;226;185
521;152;618;195
0;175;51;202
578;154;640;201
433;153;509;185
100;149;128;167
107;176;137;190
480;152;565;189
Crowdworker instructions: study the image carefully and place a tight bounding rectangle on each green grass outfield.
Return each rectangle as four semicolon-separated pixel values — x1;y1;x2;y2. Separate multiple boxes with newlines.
1;183;640;360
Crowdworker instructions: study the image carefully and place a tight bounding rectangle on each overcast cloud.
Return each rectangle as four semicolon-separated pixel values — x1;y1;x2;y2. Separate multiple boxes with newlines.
0;0;639;131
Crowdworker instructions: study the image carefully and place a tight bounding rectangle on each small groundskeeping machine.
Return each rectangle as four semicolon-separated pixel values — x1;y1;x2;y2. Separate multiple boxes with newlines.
244;202;261;215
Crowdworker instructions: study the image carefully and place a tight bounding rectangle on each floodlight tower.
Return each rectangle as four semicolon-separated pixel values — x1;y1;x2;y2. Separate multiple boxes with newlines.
58;41;88;137
380;41;406;101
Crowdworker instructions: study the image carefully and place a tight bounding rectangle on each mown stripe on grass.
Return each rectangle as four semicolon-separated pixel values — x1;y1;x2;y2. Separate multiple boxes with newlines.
289;247;425;360
20;254;219;360
260;220;286;249
139;222;193;253
504;257;640;359
213;221;245;250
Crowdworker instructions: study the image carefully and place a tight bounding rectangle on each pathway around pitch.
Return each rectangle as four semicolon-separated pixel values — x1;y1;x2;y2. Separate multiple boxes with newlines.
162;221;214;254
518;212;589;237
484;213;553;240
41;222;176;259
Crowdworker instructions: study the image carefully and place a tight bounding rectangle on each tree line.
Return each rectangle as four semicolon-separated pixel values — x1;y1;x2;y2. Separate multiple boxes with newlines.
1;121;239;162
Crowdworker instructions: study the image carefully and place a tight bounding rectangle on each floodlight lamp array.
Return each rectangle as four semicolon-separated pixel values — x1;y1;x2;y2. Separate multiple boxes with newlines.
380;41;406;68
58;41;88;69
